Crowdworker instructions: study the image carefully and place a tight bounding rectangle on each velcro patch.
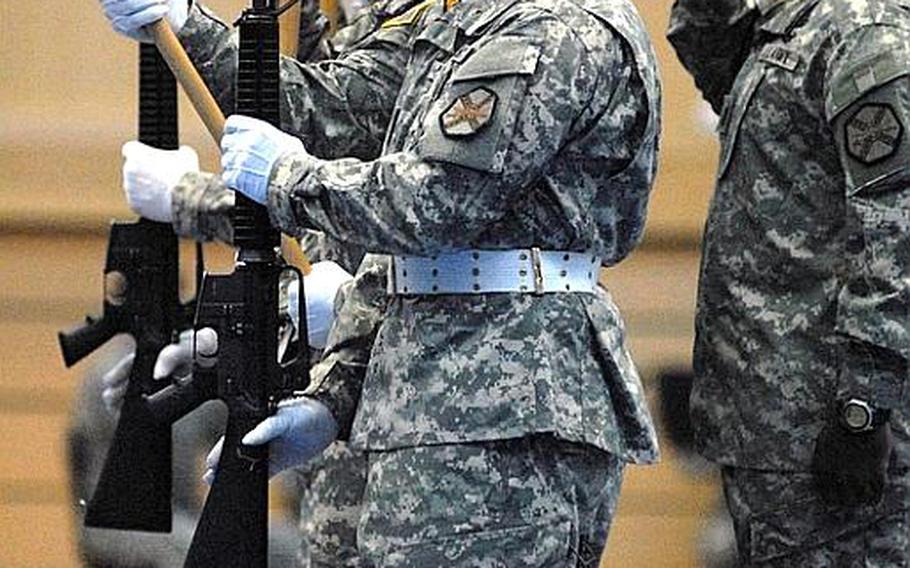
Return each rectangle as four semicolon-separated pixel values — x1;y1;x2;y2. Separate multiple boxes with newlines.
440;87;497;137
845;103;904;165
759;46;801;72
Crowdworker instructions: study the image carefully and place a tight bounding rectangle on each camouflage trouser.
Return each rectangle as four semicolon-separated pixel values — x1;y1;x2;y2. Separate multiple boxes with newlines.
722;467;910;567
357;435;624;567
295;442;368;567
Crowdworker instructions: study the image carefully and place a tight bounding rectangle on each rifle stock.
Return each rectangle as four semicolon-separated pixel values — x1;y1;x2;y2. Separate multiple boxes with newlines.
84;335;173;531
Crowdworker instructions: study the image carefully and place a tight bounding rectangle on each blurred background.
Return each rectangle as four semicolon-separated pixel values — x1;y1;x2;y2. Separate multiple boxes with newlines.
0;1;728;566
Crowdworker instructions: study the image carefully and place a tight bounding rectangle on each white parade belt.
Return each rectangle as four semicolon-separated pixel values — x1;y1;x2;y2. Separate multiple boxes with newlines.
389;248;601;295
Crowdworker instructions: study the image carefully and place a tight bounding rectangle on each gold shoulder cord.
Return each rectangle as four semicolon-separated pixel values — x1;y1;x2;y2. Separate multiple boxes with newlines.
381;0;438;28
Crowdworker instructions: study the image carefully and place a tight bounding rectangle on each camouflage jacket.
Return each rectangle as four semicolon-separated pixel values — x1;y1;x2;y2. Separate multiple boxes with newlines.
175;0;661;462
669;0;910;470
263;0;662;463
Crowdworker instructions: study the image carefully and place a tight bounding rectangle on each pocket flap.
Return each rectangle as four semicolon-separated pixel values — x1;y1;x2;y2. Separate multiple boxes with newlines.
452;39;540;82
827;51;910;120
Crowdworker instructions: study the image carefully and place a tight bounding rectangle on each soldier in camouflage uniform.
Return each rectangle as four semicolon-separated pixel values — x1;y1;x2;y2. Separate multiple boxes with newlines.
212;0;661;565
101;0;662;563
668;0;910;564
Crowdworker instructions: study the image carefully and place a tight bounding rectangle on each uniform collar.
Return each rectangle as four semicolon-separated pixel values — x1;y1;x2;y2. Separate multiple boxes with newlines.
759;0;822;36
447;0;522;35
415;0;520;53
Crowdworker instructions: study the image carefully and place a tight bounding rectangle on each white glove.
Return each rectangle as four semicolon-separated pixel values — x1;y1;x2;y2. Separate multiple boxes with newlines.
99;0;189;42
289;261;354;350
203;397;337;483
220;115;306;204
153;327;219;380
101;352;136;415
122;141;199;223
99;326;213;414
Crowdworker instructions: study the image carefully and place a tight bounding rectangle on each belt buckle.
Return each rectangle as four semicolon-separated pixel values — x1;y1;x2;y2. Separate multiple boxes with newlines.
387;257;398;295
530;247;544;295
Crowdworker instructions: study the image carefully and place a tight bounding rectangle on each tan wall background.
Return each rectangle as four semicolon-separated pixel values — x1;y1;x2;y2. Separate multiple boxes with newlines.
0;1;724;566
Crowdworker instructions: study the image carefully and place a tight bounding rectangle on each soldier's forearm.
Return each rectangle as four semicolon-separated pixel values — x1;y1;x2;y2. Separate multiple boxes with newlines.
171;171;235;244
305;255;391;436
306;357;368;440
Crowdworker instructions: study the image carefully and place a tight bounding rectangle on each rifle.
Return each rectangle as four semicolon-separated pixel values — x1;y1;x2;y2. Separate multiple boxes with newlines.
145;3;309;565
58;43;195;532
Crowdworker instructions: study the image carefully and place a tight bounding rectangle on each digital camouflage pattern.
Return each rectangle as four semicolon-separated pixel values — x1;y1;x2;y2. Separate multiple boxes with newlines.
668;0;910;470
292;443;367;567
178;1;415;161
357;436;624;567
264;0;661;466
170;0;423;244
722;467;910;566
669;0;910;563
298;230;367;275
171;170;234;243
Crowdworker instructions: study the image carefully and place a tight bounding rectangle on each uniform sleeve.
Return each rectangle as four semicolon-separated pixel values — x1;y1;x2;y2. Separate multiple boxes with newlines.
170;171;235;244
299;230;368;275
667;0;759;113
294;0;331;63
825;25;910;409
264;13;610;255
178;2;411;160
304;255;390;439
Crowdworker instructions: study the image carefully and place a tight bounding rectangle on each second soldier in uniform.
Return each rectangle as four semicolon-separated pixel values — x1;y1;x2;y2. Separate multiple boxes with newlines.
669;0;910;565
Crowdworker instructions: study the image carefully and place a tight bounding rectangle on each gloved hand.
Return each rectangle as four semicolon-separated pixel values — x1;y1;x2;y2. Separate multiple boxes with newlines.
99;0;189;42
122;141;199;223
100;328;218;414
812;420;893;507
289;261;354;349
203;397;337;483
101;352;136;415
220;115;306;204
152;327;219;379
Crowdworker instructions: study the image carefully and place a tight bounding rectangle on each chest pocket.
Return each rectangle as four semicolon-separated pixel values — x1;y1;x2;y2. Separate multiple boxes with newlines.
717;68;765;180
417;37;540;173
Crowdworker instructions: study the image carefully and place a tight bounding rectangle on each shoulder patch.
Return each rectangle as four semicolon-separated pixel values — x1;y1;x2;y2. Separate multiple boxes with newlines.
845;103;904;165
380;0;435;28
440;87;498;137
